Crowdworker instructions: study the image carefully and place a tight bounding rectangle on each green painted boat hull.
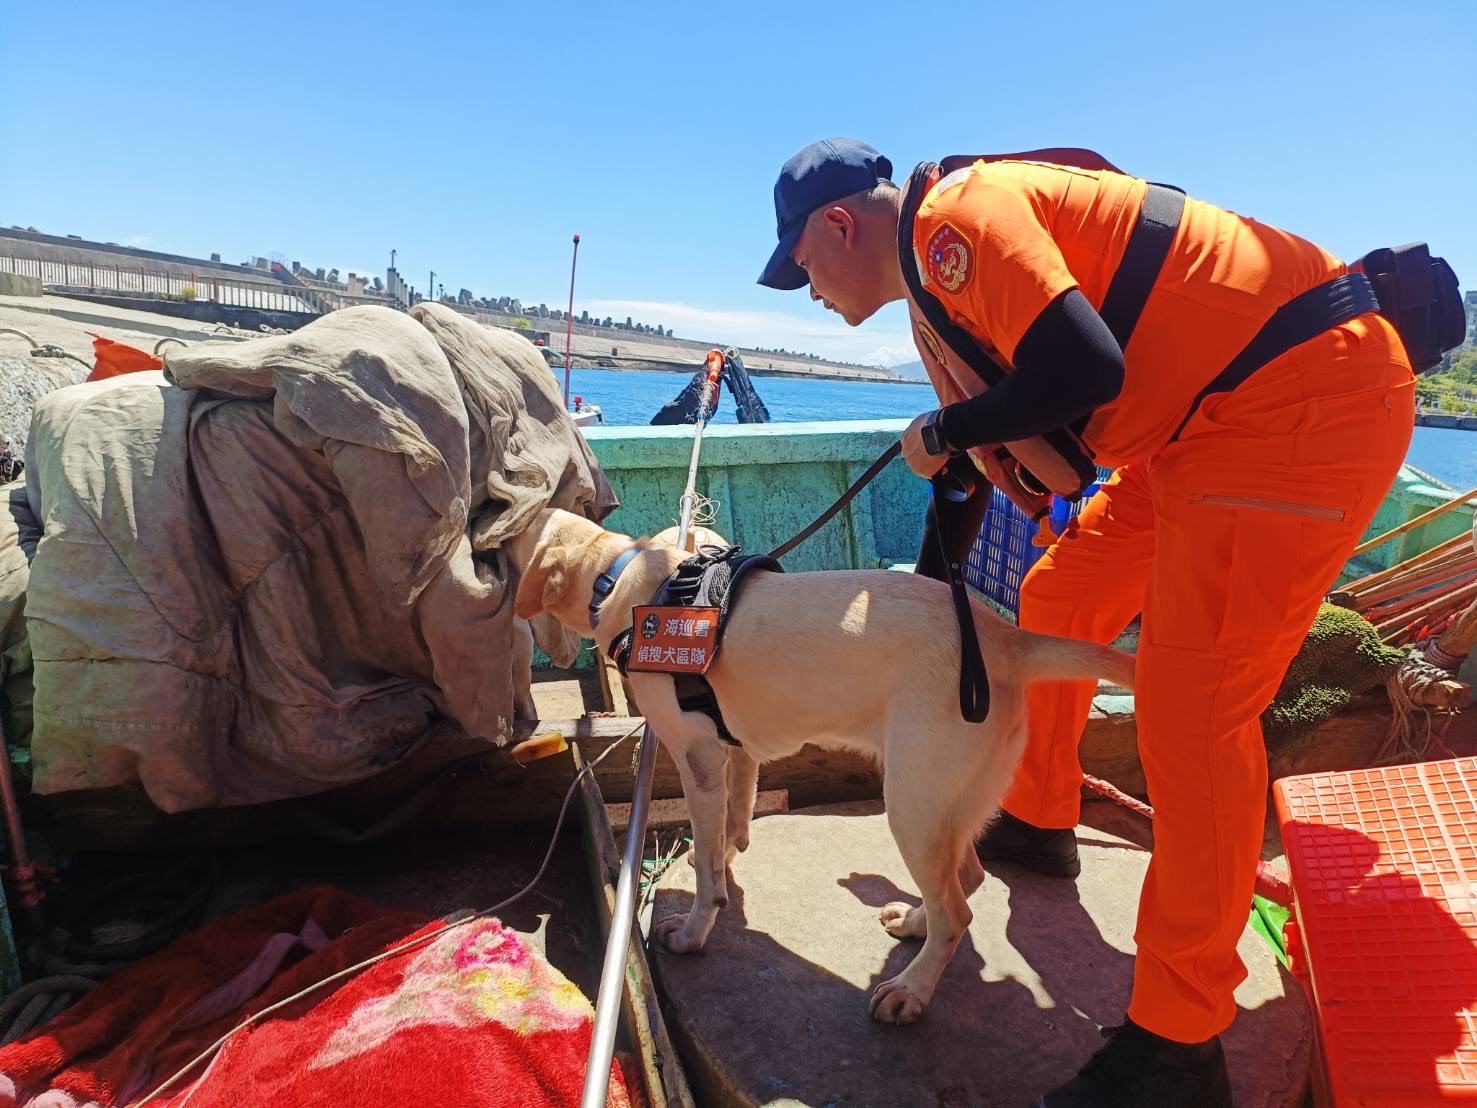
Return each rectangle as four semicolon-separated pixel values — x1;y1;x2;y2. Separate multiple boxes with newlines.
536;421;1471;663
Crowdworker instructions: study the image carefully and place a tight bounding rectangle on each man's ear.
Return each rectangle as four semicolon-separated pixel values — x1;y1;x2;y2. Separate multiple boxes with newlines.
822;204;856;245
514;553;570;619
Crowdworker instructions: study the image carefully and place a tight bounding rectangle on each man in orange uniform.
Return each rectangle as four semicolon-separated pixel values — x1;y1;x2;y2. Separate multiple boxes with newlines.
758;139;1415;1106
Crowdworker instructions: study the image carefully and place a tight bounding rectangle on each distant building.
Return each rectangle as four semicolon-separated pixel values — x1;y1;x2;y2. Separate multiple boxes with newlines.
1466;290;1477;347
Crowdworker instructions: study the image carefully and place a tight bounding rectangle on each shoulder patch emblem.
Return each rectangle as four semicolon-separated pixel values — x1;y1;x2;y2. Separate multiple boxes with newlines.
926;222;971;293
916;322;945;367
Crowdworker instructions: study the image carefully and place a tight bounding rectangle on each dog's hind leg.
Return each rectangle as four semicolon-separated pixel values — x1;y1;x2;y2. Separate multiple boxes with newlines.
958;847;985;897
723;746;760;865
870;782;974;1024
880;848;984;940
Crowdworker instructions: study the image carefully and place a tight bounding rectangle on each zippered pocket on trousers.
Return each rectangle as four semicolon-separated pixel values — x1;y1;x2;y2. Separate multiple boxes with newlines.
1187;493;1346;523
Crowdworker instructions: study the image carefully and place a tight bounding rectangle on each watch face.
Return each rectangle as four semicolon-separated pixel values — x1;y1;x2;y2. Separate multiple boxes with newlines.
922;417;947;455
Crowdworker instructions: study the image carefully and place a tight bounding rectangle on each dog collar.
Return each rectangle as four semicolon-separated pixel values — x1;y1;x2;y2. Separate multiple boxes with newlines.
588;546;643;628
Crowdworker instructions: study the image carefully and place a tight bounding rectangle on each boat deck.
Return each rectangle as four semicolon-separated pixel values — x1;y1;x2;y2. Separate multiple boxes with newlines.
534;667;1311;1106
653;798;1309;1107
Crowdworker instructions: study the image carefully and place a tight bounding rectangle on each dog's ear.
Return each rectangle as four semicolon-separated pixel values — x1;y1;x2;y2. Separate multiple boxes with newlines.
531;611;582;668
514;551;571;619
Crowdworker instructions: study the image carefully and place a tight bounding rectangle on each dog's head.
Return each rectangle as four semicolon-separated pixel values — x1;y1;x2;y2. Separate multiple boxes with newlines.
507;510;731;639
506;508;642;632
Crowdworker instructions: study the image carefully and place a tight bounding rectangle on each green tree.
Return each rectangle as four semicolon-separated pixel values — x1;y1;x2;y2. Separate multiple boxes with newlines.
1438;393;1468;414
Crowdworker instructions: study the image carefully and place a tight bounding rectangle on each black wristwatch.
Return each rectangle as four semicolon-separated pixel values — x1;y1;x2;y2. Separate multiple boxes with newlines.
920;408;953;457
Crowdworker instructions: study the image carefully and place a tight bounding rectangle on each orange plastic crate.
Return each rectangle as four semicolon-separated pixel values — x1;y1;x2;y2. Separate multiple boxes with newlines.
1275;756;1477;1104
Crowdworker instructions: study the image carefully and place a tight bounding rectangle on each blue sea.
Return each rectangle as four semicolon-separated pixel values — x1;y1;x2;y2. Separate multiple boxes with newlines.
565;367;931;426
570;368;1477;492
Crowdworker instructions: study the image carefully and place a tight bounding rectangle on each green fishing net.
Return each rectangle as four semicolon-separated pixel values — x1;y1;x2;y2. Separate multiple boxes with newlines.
1260;603;1408;751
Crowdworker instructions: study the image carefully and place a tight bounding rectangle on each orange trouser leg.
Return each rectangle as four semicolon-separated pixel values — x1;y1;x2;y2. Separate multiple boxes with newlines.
1129;328;1415;1042
1002;464;1157;829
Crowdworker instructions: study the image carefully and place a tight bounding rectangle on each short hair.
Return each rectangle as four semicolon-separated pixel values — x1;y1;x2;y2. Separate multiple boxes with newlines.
866;179;899;203
805;180;899;233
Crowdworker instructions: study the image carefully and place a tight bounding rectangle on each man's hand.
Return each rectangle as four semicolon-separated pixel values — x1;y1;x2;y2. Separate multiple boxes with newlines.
902;412;949;479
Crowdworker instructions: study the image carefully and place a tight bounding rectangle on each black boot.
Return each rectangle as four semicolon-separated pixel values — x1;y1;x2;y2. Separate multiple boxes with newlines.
975;810;1081;878
1037;1018;1233;1107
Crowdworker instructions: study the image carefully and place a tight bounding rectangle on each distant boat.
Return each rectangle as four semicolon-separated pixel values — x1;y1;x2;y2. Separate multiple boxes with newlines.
569;394;604;428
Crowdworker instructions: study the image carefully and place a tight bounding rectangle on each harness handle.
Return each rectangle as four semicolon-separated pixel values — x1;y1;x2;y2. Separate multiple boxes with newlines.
766;440;992;724
932;471;992;723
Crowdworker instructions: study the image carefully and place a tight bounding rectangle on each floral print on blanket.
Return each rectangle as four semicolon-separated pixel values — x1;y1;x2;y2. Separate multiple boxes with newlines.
310;917;592;1070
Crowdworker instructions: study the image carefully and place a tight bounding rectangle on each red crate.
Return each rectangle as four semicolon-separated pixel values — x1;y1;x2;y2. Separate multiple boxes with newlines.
1274;757;1477;1104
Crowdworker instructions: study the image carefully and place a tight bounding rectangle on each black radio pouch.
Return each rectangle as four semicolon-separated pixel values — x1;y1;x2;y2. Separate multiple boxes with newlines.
1355;243;1464;373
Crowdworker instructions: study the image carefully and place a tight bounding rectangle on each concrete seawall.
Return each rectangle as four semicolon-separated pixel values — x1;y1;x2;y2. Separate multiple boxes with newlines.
1415;411;1477;431
1;229;897;383
457;303;898;381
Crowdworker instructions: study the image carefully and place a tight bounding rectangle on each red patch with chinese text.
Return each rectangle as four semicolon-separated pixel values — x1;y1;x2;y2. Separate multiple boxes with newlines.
625;605;720;674
925;222;972;293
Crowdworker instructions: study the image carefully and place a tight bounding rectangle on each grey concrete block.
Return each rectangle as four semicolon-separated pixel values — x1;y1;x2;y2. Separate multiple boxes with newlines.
654;800;1310;1107
0;273;42;297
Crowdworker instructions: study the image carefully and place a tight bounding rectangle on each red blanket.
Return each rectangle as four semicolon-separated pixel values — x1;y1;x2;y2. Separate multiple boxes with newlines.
0;886;629;1107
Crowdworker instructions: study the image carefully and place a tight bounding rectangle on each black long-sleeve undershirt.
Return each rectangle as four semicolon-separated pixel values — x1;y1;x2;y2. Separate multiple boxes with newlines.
936;289;1125;451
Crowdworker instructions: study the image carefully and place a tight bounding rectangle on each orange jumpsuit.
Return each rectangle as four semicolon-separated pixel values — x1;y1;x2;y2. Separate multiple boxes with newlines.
913;161;1415;1043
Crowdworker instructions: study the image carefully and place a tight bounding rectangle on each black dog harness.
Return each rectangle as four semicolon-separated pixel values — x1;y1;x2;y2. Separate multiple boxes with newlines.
599;545;782;746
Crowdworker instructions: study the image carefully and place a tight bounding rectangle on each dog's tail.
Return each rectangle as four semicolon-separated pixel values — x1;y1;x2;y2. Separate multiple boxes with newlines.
1013;629;1136;690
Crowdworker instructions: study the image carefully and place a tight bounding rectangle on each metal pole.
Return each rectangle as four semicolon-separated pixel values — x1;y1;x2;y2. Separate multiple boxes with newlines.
580;721;658;1108
580;350;723;1108
563;234;580;409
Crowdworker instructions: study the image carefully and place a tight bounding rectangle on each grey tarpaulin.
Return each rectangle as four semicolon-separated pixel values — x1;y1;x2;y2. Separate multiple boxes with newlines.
17;304;614;812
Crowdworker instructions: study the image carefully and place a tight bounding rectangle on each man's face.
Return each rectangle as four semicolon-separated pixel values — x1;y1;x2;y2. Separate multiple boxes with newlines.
791;205;884;326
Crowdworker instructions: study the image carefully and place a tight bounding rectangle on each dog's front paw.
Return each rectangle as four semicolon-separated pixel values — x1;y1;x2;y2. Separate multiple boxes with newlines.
879;901;927;939
869;976;927;1025
652;913;706;955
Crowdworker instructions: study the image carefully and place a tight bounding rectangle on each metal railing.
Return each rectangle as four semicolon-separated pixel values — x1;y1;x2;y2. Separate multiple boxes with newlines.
279;275;397;314
0;255;318;313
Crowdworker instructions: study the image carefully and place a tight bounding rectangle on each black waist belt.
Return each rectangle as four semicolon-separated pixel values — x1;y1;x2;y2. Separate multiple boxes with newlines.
1168;271;1382;443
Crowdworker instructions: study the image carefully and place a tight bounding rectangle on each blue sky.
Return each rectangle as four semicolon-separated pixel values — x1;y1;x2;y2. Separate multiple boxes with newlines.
1;1;1470;366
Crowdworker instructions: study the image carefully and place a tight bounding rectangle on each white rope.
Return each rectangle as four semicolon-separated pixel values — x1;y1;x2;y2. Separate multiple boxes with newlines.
1380;648;1460;765
671;493;718;535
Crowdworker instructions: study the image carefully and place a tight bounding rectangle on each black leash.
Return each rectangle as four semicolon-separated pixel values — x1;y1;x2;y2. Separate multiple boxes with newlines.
767;443;979;560
767;442;991;722
767;440;902;561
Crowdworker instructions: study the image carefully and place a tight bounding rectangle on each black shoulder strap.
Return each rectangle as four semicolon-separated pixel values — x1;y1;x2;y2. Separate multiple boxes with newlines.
938;148;1123;176
899;163;1004;387
899;162;1098;493
1097;183;1185;351
1167;271;1381;443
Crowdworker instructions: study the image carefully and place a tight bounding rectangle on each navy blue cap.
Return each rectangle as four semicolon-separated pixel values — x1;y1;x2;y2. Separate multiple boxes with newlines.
758;138;893;290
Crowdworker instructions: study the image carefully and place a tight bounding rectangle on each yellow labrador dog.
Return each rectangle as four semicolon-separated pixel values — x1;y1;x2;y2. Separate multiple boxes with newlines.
508;507;1133;1024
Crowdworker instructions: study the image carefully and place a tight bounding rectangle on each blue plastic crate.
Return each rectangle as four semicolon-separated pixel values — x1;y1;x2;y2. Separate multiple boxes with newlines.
963;469;1113;617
